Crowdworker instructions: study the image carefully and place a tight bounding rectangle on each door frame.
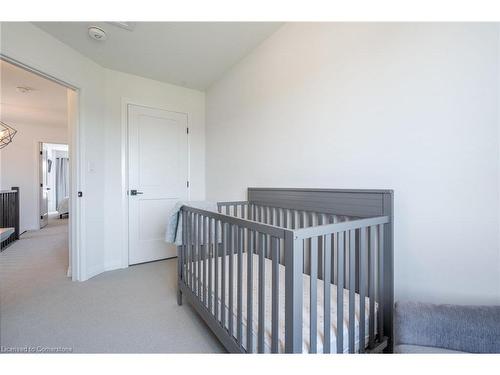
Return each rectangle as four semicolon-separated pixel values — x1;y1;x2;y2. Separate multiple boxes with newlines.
121;99;190;268
1;54;85;282
38;142;49;229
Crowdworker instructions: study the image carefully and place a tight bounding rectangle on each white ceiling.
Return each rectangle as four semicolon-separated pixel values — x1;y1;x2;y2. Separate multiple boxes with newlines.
0;60;68;129
33;22;283;90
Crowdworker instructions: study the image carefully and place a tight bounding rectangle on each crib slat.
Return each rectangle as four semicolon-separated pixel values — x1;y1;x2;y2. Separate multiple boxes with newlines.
323;233;332;353
191;212;195;291
192;213;197;293
203;216;208;306
198;214;202;300
195;214;201;300
221;222;227;328
214;219;219;322
189;212;193;291
181;210;186;284
310;233;318;353
247;229;254;353
378;224;384;340
208;218;213;314
369;226;376;348
258;232;266;353
179;210;184;284
186;212;191;289
183;210;187;281
330;216;336;285
271;236;279;353
237;226;243;344
337;231;345;353
228;225;234;336
194;213;198;296
348;230;356;353
359;227;367;353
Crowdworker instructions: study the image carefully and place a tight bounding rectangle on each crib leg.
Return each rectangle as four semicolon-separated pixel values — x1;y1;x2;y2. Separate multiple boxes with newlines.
177;289;183;306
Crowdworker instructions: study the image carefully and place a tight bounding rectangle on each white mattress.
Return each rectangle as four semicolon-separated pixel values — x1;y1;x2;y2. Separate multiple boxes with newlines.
187;254;377;353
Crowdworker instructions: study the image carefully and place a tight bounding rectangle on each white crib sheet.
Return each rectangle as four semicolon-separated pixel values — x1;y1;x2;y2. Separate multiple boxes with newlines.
187;253;378;353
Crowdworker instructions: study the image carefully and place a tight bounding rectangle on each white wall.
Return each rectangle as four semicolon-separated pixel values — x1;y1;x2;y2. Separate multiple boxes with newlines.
102;68;205;270
0;123;68;232
206;23;500;304
0;23;206;279
1;22;106;279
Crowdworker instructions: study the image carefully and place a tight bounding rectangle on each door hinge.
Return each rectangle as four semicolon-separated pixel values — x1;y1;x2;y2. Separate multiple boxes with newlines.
78;191;83;197
40;215;43;220
186;127;189;134
187;181;190;188
40;183;43;187
40;151;43;155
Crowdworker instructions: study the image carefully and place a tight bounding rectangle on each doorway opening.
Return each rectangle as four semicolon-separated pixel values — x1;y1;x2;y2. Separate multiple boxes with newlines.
0;56;81;280
39;142;69;229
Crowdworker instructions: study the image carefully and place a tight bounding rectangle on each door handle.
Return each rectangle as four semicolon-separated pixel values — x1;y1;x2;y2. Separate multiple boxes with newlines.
130;189;144;196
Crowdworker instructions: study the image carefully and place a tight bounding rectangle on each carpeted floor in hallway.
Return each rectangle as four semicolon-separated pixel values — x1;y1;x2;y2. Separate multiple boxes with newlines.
0;215;225;353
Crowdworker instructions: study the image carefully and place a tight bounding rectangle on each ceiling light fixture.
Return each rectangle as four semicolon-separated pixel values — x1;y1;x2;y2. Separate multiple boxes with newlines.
0;121;18;149
88;26;107;41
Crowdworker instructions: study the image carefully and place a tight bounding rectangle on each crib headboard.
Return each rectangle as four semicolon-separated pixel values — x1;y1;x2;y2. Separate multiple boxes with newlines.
247;187;395;351
248;187;391;218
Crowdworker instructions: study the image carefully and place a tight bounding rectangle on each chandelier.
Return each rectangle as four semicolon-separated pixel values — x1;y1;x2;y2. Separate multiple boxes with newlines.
0;121;17;149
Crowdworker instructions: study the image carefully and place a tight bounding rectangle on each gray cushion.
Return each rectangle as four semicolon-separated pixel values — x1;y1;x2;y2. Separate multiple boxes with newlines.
394;301;500;353
394;344;466;354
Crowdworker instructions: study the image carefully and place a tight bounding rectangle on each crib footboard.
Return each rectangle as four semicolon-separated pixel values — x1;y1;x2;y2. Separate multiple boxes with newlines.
177;189;393;354
289;214;391;353
177;204;290;353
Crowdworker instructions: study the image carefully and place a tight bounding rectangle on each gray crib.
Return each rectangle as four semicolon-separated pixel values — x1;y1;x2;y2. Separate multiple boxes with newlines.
177;188;394;354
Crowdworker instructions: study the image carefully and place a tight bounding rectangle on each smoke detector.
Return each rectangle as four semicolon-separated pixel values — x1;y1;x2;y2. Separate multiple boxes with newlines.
88;26;107;41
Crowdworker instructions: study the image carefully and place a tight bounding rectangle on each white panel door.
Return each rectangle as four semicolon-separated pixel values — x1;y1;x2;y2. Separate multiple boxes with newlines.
128;105;188;265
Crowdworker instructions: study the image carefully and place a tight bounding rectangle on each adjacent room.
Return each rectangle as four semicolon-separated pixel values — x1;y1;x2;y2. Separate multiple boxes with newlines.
0;21;499;355
0;59;71;259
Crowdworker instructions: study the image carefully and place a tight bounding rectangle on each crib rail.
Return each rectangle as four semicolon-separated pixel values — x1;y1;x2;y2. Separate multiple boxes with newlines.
179;199;392;354
288;214;390;353
179;205;289;353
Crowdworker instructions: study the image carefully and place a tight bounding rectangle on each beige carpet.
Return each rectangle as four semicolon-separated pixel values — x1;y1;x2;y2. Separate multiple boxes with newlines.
0;215;225;353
